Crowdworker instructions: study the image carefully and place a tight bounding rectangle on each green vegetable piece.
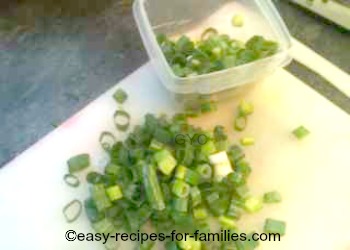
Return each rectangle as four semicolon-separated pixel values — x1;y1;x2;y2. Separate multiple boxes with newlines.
63;199;82;223
195;164;212;181
201;27;218;41
67;154;90;174
263;191;282;203
92;217;115;234
173;197;189;213
63;174;80;188
244;196;263;213
219;216;237;229
234;116;247;132
240;137;255;146
113;88;128;104
264;218;286;236
190;186;202;207
99;132;116;152
165;241;179;250
86;171;103;184
292;126;310;140
91;184;112;212
172;179;190;198
106;185;123;201
114;110;131;132
143;163;165;211
239;100;254;116
178;237;201;250
193;206;208;220
154;149;177;176
232;14;244;27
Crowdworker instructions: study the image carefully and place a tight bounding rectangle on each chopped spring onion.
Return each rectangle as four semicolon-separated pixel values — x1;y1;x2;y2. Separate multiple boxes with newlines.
292;126;310;140
193;206;208;220
190;186;202;207
232;14;244;27
201;27;218;41
91;184;112;212
209;151;233;181
173;197;189;213
263;191;282;204
113;110;131;131
113;88;128;104
238;100;254;117
219;216;237;229
240;137;255;146
244;196;263;213
63;199;82;223
154;149;177;176
106;185;123;201
99;131;116;151
63;174;80;188
143;163;165;211
67;154;90;174
234;116;247;132
86;171;103;184
195;164;212;181
175;165;200;186
264;218;286;236
92;217;115;233
172;179;190;198
178;237;201;250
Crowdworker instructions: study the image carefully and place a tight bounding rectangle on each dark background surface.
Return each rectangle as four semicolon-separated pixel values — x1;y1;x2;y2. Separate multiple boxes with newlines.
0;0;349;166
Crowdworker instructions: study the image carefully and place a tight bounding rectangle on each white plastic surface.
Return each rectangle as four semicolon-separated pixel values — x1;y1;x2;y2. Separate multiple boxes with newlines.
133;0;292;94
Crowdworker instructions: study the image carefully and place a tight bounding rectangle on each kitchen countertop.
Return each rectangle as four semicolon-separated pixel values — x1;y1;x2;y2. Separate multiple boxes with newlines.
0;0;349;166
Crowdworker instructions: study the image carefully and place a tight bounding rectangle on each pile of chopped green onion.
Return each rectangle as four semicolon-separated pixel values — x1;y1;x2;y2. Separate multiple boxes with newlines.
157;30;279;77
63;89;288;250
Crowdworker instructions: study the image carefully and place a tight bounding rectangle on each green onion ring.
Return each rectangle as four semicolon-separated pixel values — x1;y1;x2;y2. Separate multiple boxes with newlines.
63;199;82;223
201;27;218;41
99;131;116;151
234;116;247;131
64;174;80;188
113;110;131;131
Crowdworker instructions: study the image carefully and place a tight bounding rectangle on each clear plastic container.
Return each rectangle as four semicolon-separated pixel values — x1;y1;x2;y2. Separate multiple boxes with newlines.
133;0;292;95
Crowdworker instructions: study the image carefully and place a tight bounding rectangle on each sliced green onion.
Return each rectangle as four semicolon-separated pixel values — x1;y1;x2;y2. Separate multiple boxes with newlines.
240;137;255;146
63;174;80;188
234;116;247;132
238;100;254;116
175;165;200;186
193;206;208;220
99;132;116;152
150;139;165;150
92;217;115;233
165;241;179;250
232;14;244;27
178;237;201;250
84;198;104;223
113;88;128;104
86;171;103;184
206;192;220;204
143;163;165;211
91;184;112;212
113;110;131;132
200;140;216;156
67;154;90;174
173;197;189;213
226;199;243;219
263;191;282;204
264;218;286;236
106;185;123;201
292;126;310;140
244;196;263;213
209;151;233;181
201;27;218;41
104;163;120;176
63;199;82;223
154;149;177;176
190;186;202;207
219;216;237;229
195;164;212;181
172;179;190;198
235;185;250;199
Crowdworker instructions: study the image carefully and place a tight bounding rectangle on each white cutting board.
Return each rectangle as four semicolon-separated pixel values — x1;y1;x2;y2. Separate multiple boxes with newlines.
0;57;350;250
